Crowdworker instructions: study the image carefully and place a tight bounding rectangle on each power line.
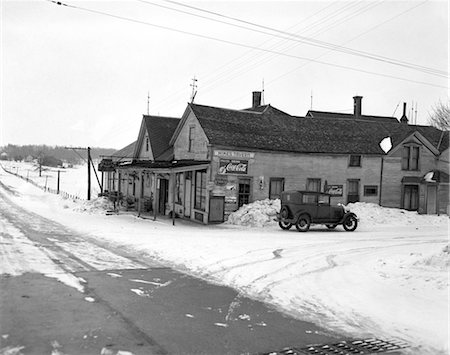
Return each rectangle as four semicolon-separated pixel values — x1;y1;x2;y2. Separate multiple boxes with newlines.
154;0;446;77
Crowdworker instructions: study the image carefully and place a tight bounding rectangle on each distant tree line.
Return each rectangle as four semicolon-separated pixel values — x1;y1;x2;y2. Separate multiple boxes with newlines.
0;144;117;166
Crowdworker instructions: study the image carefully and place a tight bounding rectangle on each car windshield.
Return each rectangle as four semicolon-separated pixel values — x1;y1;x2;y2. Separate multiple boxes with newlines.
318;194;330;204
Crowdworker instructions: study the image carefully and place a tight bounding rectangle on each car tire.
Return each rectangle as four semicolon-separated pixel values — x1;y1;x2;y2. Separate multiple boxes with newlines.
280;206;290;219
326;224;337;229
343;215;358;232
295;214;311;232
278;221;293;230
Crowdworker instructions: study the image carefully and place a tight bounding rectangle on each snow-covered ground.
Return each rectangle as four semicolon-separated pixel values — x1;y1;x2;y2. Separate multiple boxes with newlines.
0;162;448;354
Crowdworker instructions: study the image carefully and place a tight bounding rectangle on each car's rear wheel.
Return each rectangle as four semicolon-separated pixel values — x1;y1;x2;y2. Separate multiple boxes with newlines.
343;215;358;231
326;224;337;229
295;214;311;232
278;221;293;230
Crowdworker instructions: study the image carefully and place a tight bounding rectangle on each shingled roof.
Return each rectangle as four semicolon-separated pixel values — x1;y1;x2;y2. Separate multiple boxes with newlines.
189;103;448;155
111;141;136;161
142;115;180;160
306;110;398;124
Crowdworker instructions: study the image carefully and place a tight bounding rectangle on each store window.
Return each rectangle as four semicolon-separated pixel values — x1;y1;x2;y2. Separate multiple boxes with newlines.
238;178;251;207
307;178;321;192
349;155;361;167
194;170;206;210
364;185;378;196
402;145;419;171
269;178;284;200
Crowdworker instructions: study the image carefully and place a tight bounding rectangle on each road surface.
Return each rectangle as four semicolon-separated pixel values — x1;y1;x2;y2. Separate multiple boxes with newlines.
0;183;341;355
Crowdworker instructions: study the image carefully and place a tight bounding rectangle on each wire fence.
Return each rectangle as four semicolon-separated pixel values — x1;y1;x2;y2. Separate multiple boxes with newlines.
1;165;84;201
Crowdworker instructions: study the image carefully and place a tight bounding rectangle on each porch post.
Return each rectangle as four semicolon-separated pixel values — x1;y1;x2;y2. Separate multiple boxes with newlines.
171;172;176;226
153;172;157;221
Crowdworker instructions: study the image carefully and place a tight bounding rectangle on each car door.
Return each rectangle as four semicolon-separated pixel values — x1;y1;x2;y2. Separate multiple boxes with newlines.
316;194;331;221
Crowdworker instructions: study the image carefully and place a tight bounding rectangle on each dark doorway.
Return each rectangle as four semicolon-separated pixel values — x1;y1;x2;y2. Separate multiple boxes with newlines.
403;184;419;211
209;196;225;223
347;179;360;203
238;178;251;207
159;179;169;214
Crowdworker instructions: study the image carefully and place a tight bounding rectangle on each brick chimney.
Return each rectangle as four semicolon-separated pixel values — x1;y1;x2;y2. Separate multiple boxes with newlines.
400;102;409;124
252;91;262;108
353;96;363;118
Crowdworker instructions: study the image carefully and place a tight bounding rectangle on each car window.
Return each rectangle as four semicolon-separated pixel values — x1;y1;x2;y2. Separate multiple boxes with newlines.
318;194;330;204
302;194;317;204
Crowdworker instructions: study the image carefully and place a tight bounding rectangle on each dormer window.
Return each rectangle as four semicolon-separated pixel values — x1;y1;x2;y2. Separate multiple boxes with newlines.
402;145;419;170
349;155;361;167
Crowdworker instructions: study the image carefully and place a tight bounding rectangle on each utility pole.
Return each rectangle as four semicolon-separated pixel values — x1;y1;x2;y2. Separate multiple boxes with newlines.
87;147;91;200
64;146;99;200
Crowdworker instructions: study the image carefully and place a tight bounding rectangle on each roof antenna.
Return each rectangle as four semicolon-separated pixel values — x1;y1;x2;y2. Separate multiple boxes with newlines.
262;79;265;105
147;92;150;115
190;76;198;103
310;90;313;110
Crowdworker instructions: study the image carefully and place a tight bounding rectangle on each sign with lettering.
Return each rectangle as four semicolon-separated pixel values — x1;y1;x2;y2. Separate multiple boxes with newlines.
325;185;343;196
218;159;248;175
214;150;255;159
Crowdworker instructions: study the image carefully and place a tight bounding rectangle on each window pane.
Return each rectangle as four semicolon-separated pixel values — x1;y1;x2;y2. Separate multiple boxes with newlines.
402;147;410;170
411;147;419;170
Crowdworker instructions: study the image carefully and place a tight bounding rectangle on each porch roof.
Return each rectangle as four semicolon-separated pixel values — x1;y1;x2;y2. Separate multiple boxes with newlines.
117;159;210;173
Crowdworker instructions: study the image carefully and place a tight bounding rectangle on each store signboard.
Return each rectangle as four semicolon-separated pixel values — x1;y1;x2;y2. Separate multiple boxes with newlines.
218;159;248;175
214;150;255;159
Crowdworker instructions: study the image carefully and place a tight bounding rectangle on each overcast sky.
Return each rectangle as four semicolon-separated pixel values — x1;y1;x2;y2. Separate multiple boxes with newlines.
1;0;448;149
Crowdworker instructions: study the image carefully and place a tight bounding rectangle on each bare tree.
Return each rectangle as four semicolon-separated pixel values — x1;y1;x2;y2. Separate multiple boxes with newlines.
428;100;450;131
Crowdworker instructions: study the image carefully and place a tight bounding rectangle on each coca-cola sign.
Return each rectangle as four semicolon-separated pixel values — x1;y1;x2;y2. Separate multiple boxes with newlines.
218;159;248;175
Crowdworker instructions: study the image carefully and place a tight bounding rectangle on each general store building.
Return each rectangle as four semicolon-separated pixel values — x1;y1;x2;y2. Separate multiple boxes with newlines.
100;93;449;223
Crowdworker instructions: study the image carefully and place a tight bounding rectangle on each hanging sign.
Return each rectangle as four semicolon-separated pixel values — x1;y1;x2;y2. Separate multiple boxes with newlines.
325;185;343;196
218;159;248;175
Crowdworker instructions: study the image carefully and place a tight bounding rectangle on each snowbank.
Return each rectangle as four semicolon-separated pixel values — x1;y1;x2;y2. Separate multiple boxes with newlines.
226;199;448;228
226;199;280;227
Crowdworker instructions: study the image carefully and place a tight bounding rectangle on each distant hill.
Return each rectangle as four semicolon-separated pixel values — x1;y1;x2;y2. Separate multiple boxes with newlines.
0;144;117;165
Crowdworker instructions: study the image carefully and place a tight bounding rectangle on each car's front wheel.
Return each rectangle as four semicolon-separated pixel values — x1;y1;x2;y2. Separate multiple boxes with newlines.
278;221;293;230
343;215;358;231
295;214;311;232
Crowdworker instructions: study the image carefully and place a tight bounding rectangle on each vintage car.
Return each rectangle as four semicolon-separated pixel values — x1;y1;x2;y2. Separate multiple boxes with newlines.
277;190;358;232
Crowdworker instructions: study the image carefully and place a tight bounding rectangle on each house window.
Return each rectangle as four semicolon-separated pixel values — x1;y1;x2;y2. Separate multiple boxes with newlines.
364;185;378;196
306;178;321;192
188;126;195;152
269;178;284;200
238;178;251;207
145;137;149;152
349;155;361;167
402;145;419;171
194;170;206;210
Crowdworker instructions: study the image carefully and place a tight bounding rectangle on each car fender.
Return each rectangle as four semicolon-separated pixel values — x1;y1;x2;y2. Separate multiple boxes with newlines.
340;212;358;224
294;210;311;223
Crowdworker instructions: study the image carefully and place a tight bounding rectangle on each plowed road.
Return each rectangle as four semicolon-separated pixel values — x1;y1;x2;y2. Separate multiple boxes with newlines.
0;187;340;355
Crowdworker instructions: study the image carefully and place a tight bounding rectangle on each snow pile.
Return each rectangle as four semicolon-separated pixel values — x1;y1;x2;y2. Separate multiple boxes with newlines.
347;202;448;226
73;197;114;214
415;244;450;270
226;199;280;227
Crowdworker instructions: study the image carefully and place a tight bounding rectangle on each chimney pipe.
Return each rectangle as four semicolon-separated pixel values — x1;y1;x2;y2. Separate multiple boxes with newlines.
353;96;363;118
400;102;409;124
252;91;262;108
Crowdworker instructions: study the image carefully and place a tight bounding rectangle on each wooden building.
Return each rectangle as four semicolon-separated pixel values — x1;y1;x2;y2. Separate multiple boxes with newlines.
99;93;449;223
